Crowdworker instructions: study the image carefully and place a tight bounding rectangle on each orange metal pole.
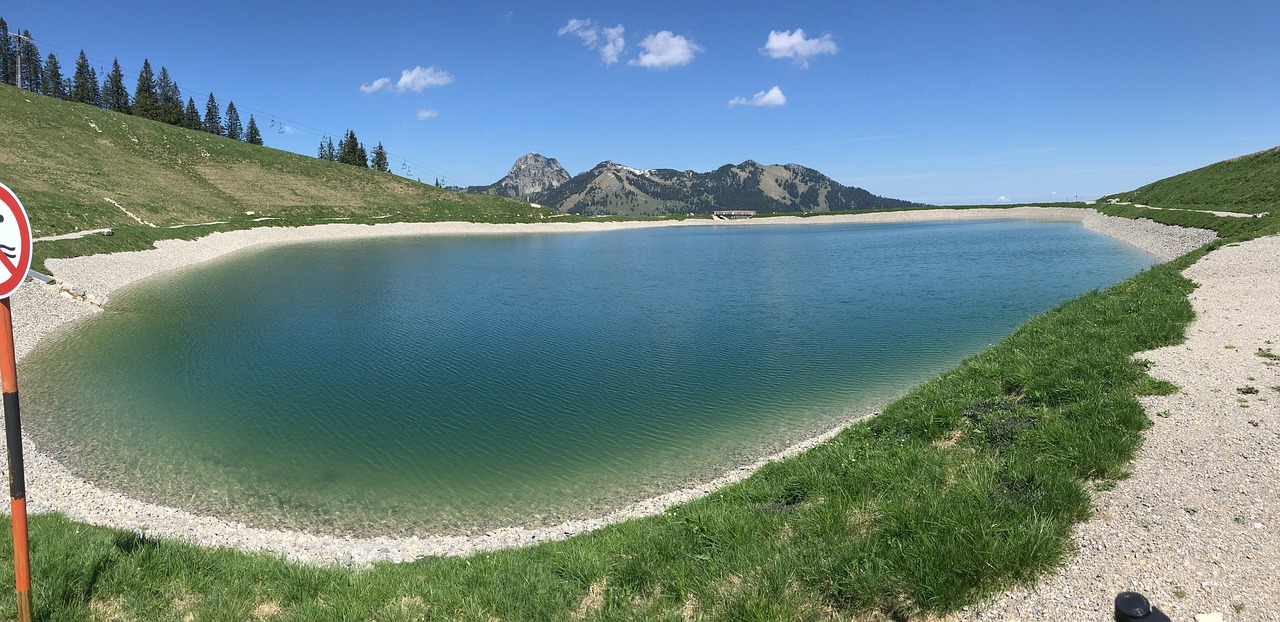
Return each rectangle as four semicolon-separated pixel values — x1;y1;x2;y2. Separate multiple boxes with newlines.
0;298;33;622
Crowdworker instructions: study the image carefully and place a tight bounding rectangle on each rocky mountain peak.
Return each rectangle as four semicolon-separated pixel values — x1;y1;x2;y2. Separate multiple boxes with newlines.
504;152;571;196
466;152;571;199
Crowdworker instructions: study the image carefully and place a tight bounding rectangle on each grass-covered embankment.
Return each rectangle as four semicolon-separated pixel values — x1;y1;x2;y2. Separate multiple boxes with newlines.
0;237;1208;620
1102;146;1279;215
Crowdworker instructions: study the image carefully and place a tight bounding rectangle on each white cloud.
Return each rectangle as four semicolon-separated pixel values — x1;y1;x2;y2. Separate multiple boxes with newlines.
729;86;787;107
761;29;838;67
360;77;391;93
361;66;453;94
559;18;599;45
629;31;703;69
416;109;439;121
600;25;626;65
395;66;454;92
559;18;625;65
997;195;1012;202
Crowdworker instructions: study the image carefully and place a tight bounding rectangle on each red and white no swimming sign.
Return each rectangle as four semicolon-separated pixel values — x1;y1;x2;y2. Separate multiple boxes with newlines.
0;183;33;299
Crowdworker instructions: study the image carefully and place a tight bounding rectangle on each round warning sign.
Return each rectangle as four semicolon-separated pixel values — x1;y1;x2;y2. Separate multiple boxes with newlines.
0;183;33;299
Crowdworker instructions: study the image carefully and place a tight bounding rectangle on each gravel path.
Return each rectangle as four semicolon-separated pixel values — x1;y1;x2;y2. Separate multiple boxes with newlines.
0;209;1221;567
962;235;1280;621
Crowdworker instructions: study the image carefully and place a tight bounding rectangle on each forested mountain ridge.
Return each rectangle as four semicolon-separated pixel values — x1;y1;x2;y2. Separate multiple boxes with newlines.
528;159;923;216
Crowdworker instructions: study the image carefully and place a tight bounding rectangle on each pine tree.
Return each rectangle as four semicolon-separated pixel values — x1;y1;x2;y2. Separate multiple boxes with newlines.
87;67;101;106
370;142;389;171
132;59;161;120
0;18;13;86
69;51;100;105
15;30;43;93
101;58;130;113
42;53;65;99
224;101;243;140
183;97;201;130
165;80;183;124
317;136;337;161
357;142;368;168
338;129;364;166
203;92;222;134
156;66;183;125
245;115;263;145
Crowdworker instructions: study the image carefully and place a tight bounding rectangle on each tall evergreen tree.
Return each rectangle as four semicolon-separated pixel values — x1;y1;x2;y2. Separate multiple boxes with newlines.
317;136;336;161
337;129;366;166
370;142;389;171
156;66;183;125
132;59;161;120
16;30;43;93
357;142;368;168
245;115;263;145
42;53;65;99
69;51;90;95
224;101;243;140
69;51;100;106
0;18;13;86
183;97;201;130
101;58;130;113
203;92;222;134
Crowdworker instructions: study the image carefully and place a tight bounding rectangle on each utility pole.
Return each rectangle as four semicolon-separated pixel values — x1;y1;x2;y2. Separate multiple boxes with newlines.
6;32;28;90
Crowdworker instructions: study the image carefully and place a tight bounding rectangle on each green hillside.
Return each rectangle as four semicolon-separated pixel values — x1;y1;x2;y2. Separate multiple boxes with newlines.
1103;146;1279;214
0;84;555;265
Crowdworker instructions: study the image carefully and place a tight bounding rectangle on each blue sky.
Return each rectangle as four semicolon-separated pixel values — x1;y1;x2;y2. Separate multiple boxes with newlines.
6;1;1278;204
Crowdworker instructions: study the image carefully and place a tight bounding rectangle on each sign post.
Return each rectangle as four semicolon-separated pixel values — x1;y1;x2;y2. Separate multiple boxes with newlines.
0;182;34;622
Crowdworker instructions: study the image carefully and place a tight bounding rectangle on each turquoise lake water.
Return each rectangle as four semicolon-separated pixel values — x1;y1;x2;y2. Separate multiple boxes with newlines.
21;220;1158;535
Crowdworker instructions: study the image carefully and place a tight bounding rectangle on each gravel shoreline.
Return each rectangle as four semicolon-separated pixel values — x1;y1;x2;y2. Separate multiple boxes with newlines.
1;208;1218;567
961;234;1279;621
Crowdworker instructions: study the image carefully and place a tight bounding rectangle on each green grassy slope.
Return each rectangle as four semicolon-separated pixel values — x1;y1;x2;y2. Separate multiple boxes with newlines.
1102;146;1279;214
1095;146;1280;243
0;84;555;265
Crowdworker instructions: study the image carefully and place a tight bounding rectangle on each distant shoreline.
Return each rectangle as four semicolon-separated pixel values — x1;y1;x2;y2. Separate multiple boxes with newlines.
3;207;1217;566
43;207;1208;306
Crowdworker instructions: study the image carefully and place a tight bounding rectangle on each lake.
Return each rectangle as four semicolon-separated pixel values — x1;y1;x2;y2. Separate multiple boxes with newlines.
20;219;1158;535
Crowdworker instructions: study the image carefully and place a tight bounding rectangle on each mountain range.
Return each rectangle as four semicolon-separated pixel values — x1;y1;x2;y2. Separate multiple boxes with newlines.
467;153;923;216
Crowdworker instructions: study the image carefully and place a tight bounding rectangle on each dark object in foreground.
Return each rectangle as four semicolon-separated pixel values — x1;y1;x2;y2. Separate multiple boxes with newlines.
1115;591;1171;621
